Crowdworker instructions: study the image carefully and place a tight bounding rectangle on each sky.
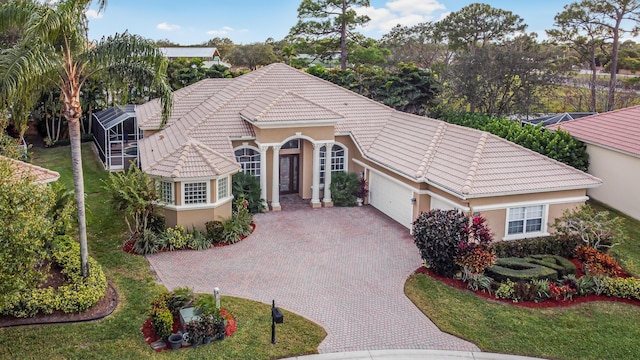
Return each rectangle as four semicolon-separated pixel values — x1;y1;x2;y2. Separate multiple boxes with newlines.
85;0;577;46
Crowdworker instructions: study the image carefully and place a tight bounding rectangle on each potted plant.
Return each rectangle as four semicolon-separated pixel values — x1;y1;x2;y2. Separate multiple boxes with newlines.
357;176;368;206
185;320;204;348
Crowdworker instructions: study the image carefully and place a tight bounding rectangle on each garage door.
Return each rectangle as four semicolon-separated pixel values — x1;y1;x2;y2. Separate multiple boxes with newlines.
368;171;414;230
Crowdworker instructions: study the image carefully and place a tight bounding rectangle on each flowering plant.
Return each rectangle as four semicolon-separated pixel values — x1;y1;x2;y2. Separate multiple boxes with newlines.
357;177;369;199
549;282;576;301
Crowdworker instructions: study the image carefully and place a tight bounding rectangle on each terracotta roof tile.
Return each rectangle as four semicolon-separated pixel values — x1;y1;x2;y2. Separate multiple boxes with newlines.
547;105;640;157
1;155;60;183
138;63;601;197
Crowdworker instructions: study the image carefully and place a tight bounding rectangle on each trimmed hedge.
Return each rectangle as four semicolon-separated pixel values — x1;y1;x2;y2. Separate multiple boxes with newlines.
0;236;107;318
486;257;559;283
604;277;640;300
491;236;579;259
525;255;576;278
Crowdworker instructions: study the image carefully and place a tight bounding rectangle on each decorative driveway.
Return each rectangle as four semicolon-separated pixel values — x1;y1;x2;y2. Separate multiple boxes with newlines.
146;205;480;353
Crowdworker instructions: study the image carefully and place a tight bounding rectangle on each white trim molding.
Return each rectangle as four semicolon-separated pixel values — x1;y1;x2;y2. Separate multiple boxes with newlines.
472;196;589;212
415;189;471;212
163;195;234;211
502;204;551;241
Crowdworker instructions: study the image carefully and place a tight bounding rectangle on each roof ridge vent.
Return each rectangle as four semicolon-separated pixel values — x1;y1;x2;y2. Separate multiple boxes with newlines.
415;122;447;178
462;132;489;195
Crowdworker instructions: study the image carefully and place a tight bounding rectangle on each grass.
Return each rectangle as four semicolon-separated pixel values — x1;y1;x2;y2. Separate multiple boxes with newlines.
0;144;325;359
405;200;640;360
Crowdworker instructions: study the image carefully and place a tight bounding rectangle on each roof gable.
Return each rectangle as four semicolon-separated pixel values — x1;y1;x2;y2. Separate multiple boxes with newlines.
240;89;344;125
547;105;640;157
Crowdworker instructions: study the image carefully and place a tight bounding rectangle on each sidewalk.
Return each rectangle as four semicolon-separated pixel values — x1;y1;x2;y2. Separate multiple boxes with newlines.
283;350;546;360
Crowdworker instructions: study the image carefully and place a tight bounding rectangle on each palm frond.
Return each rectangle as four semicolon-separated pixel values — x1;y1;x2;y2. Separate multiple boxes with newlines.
0;0;39;33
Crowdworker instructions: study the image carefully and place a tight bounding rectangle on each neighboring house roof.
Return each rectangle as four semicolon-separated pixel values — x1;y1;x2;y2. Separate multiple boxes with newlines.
522;112;597;127
547;105;640;158
159;47;220;59
0;155;60;183
138;63;601;197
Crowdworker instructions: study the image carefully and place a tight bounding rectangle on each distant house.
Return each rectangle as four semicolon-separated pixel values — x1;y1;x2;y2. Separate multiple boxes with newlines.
159;47;229;68
135;63;601;238
0;155;60;183
548;106;640;220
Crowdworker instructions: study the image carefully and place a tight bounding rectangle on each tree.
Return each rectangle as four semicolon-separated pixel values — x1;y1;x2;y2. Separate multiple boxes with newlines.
201;37;235;60
349;37;390;67
0;0;172;277
228;42;278;70
579;0;640;111
380;22;448;68
447;34;566;115
289;0;371;70
548;2;609;112
435;3;527;54
377;63;439;116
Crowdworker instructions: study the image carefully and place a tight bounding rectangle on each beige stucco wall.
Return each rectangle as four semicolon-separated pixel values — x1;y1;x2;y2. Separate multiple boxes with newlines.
254;126;335;144
586;144;640;220
163;201;232;230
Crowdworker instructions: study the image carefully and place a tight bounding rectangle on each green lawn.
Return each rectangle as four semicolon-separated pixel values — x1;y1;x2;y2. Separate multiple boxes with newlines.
0;144;325;359
405;201;640;360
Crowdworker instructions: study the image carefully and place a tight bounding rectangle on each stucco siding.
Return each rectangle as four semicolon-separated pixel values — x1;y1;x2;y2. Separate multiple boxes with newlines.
586;144;640;220
163;201;233;230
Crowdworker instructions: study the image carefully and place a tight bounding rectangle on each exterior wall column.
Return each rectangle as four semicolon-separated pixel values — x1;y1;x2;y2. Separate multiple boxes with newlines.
311;142;322;208
259;145;269;212
271;145;281;211
322;142;334;207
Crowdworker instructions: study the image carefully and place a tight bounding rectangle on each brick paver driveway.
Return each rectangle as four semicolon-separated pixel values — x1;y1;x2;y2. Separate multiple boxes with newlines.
146;205;479;353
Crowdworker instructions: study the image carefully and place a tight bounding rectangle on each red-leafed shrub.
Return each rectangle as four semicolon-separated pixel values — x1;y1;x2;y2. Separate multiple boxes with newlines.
575;245;624;277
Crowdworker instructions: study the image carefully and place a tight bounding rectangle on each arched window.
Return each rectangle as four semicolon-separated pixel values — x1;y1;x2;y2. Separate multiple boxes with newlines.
234;147;260;180
320;144;346;184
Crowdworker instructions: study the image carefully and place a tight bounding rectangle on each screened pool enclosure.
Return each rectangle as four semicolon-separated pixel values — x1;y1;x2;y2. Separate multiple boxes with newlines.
92;105;140;171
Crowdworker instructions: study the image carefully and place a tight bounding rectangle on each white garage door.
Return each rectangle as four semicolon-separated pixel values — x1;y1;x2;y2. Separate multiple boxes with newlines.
430;196;455;211
368;171;414;230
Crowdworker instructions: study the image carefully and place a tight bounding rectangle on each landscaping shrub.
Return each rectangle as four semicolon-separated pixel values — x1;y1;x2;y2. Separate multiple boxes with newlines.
163;225;192;251
486;257;559;283
604;277;640;300
187;228;211;250
0;236;107;317
205;220;224;243
552;204;626;251
456;215;496;274
575;275;596;296
232;172;265;214
166;287;195;313
525;255;576;278
413;209;468;277
134;229;162;255
150;305;173;340
495;280;516;300
514;281;539;302
461;267;493;293
575;245;624;277
330;172;360;207
531;279;552;301
490;235;579;258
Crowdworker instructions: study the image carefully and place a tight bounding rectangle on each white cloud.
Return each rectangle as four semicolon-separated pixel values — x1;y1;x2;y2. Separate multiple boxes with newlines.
357;0;446;34
157;22;181;31
206;26;248;36
85;9;103;20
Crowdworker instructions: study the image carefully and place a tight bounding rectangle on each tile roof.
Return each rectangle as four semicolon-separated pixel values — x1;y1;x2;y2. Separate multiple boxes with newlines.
547;106;640;157
240;89;345;123
0;155;60;183
138;63;601;197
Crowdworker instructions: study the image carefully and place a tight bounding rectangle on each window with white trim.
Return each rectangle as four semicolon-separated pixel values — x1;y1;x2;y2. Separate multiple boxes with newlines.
507;205;544;236
158;181;174;204
320;144;346;184
183;182;208;205
234;147;260;180
217;176;228;200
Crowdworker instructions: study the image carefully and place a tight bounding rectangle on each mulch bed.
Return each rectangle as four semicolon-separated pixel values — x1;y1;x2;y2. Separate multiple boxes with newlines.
123;223;256;255
142;309;237;352
416;264;640;309
0;282;118;328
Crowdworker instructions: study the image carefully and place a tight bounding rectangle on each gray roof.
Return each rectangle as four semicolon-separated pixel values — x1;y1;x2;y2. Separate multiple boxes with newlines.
522;112;597;127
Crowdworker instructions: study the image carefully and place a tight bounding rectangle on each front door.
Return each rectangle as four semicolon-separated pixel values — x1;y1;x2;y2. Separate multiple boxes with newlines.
279;154;299;194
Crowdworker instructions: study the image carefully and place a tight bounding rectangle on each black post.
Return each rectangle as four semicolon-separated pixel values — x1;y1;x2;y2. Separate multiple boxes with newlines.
271;300;276;344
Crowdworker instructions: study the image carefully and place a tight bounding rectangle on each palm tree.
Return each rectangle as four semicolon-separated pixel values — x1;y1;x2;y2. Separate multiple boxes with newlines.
0;0;172;277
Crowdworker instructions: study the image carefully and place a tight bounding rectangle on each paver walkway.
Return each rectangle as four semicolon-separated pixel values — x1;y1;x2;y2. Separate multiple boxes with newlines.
146;204;480;353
